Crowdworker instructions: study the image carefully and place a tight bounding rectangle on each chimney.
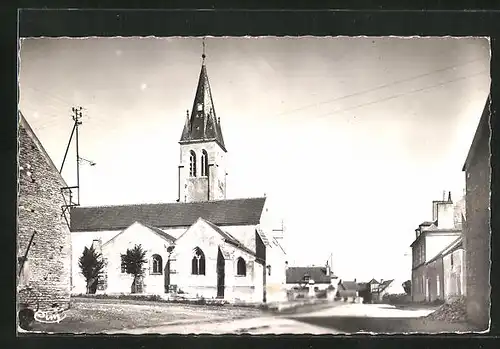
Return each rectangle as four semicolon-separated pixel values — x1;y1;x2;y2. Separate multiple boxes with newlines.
354;278;356;283
447;191;452;202
326;261;331;276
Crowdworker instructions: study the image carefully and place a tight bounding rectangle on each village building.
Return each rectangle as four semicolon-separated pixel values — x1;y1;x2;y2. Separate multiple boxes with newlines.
17;112;72;317
70;51;287;304
462;94;491;330
336;280;360;302
285;265;337;299
410;192;464;303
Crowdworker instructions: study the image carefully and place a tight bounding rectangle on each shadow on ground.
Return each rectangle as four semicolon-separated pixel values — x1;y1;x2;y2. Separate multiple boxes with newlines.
289;316;475;333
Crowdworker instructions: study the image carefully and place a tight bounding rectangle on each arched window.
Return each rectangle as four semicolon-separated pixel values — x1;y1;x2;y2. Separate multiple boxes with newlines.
236;257;246;276
189;150;197;177
192;247;206;275
151;254;163;274
201;150;209;176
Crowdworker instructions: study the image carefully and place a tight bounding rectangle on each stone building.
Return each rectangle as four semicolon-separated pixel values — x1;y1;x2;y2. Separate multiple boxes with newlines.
17;111;72;311
462;94;491;330
70;51;287;304
410;193;463;302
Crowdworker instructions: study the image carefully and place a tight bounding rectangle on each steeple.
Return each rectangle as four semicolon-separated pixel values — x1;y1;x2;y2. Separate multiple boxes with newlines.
180;40;226;152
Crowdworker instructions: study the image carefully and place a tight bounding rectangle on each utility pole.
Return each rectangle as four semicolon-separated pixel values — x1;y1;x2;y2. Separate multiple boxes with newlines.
60;106;94;225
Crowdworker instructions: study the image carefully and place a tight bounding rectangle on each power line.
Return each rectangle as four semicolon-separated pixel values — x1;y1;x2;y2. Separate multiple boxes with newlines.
275;57;485;119
313;70;488;121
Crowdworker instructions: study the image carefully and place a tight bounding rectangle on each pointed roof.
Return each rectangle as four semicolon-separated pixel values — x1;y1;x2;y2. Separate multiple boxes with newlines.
180;52;226;152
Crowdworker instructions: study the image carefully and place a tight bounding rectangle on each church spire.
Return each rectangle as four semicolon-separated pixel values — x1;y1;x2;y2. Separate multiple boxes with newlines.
180;38;226;152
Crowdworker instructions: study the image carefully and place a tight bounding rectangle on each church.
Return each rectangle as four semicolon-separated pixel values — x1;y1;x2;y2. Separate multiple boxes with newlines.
70;48;287;304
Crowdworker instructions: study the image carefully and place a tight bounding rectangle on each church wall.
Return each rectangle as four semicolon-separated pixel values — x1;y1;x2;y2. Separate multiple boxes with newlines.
100;223;174;295
70;229;124;294
223;225;257;253
171;220;262;302
17;125;72;311
265;244;288;303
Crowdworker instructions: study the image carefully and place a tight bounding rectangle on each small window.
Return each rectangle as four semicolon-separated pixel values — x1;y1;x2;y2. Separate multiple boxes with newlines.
192;247;206;275
450;253;454;267
237;257;246;276
189;150;197;177
201;150;209;176
151;254;163;274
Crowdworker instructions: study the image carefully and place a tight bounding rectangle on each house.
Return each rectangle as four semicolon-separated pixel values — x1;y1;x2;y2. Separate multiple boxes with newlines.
462;94;491;329
285;265;337;299
336;280;359;302
357;279;379;303
17;112;72;314
70;50;287;304
410;192;463;302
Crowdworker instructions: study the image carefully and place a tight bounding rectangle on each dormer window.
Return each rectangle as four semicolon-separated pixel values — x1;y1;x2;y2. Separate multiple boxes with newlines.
197;103;203;112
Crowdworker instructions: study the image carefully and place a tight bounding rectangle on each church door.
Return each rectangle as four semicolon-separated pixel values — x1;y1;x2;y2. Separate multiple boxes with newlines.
217;248;225;298
164;260;170;293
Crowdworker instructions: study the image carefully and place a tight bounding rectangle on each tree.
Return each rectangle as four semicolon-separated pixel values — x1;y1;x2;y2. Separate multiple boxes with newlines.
402;280;411;295
121;244;148;294
78;245;105;294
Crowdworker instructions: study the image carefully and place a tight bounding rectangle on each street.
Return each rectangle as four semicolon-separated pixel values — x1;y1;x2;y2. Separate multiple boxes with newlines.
105;302;472;334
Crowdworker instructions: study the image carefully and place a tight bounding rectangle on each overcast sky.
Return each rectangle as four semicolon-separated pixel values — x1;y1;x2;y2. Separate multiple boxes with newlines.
18;36;490;282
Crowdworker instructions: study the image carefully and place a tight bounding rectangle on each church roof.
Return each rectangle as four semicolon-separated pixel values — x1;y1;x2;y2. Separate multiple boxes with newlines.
180;55;226;152
70;197;267;232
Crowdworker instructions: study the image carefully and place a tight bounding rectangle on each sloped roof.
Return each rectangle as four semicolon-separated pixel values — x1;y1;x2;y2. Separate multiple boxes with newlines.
143;224;176;242
197;218;257;258
427;236;463;264
379;279;394;292
101;221;176;248
286;267;332;284
180;58;226;151
338;281;358;291
18;110;67;187
463;94;491;171
70;197;267;232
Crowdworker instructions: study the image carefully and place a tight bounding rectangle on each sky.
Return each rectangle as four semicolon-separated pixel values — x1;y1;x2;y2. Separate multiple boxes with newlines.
18;36;491;282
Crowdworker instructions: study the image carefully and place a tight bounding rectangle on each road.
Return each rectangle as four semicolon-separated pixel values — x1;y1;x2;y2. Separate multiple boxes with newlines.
106;303;466;335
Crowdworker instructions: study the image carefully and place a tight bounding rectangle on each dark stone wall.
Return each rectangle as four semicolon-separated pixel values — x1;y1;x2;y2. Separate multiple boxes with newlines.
17;124;71;311
464;111;491;330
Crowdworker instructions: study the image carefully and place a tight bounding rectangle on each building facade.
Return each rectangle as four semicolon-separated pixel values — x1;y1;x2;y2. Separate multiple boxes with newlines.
70;51;287;304
17;112;72;312
462;94;491;329
411;193;462;302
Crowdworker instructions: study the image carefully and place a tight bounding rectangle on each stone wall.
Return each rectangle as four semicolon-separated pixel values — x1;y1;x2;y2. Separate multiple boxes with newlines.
17;121;71;311
463;105;491;330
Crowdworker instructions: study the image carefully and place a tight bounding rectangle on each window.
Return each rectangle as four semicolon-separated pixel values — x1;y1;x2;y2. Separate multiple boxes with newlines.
189;150;197;177
450;253;454;267
192;247;206;275
151;254;163;274
201;150;209;176
236;257;246;276
121;260;126;273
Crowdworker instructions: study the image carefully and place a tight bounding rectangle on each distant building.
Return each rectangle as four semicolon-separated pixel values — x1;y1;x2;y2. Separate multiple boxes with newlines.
337;280;359;302
462;94;491;329
70;50;287;304
285;265;337;299
17;112;72;312
410;192;463;302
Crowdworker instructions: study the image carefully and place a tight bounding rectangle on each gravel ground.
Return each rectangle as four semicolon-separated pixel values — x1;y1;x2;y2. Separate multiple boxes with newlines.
26;297;263;334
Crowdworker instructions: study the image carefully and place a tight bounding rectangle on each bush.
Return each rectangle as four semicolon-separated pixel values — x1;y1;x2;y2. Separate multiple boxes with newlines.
383;293;411;305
